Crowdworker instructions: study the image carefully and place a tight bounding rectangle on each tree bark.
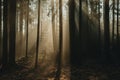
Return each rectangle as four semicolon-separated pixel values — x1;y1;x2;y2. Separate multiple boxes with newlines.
98;0;101;53
112;0;115;47
55;0;62;79
0;0;2;33
8;0;16;66
104;0;110;62
2;0;9;69
79;0;82;52
69;0;78;65
0;0;1;58
116;0;119;49
26;0;29;58
35;0;40;68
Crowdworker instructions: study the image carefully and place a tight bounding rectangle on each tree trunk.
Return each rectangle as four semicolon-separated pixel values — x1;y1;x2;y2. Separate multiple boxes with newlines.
116;0;119;49
8;0;16;66
2;0;9;69
0;0;2;48
0;0;1;65
112;0;115;48
79;0;82;33
26;0;29;58
35;0;40;68
0;0;2;33
98;0;101;53
85;0;89;53
69;0;78;65
104;0;110;62
79;0;82;53
55;0;62;79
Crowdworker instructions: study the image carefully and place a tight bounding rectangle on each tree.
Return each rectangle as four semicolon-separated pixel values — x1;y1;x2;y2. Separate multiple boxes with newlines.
0;0;1;35
79;0;82;27
2;0;9;70
55;0;62;79
0;0;2;33
26;0;29;58
112;0;115;47
8;0;17;66
35;0;40;68
69;0;75;60
79;0;82;50
104;0;110;62
116;0;119;49
0;0;1;61
98;0;101;54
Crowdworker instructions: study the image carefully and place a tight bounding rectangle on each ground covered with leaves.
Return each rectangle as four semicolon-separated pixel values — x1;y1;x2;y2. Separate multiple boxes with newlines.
0;56;120;80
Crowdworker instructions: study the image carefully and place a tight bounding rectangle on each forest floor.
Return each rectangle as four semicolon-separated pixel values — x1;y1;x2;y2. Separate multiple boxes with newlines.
0;54;120;80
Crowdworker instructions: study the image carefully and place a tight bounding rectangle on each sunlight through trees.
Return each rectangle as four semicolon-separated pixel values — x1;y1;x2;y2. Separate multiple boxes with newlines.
0;0;120;80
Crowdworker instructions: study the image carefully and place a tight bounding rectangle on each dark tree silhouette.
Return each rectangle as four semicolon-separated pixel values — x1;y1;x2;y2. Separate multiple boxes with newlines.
79;0;82;50
112;0;115;47
35;0;40;68
2;0;9;70
69;0;78;65
55;0;62;79
0;0;2;34
26;0;29;58
0;0;1;61
8;0;17;66
116;0;119;49
104;0;110;62
98;0;101;54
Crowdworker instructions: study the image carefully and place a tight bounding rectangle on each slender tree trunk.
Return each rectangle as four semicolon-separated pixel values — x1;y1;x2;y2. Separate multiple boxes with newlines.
69;0;78;65
8;0;16;66
0;0;1;34
0;0;2;33
35;0;40;68
116;0;119;49
55;0;62;79
85;0;89;53
79;0;82;52
26;0;29;58
0;0;1;58
20;1;24;58
98;0;101;53
16;7;19;32
112;0;115;48
104;0;110;62
2;0;8;69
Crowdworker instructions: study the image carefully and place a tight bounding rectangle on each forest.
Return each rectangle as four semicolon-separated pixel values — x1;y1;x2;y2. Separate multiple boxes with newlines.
0;0;120;80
